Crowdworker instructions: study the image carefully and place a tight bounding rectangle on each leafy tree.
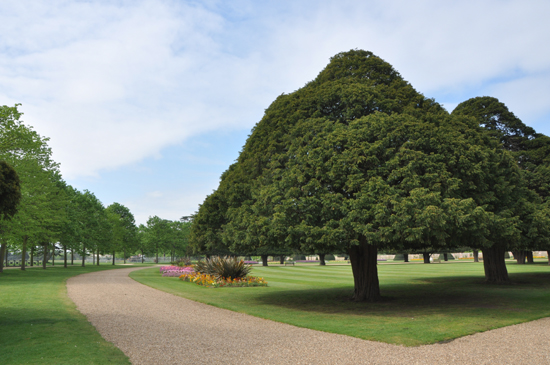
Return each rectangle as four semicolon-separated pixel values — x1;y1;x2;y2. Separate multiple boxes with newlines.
106;203;137;264
0;104;66;271
452;97;550;263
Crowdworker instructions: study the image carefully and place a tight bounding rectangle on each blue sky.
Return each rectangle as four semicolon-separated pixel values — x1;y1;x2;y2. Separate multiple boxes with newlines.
1;0;550;224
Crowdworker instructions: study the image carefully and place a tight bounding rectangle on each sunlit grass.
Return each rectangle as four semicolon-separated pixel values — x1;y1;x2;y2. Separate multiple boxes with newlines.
0;264;153;365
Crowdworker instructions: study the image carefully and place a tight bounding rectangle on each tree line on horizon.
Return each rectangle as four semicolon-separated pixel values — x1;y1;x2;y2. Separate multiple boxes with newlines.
189;49;550;302
0;105;191;272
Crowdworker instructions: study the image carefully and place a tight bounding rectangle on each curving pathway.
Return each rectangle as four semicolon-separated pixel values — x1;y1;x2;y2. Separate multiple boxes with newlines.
67;267;550;365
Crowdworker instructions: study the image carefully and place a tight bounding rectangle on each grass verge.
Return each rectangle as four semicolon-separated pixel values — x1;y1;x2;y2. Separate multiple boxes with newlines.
131;261;550;346
0;264;151;365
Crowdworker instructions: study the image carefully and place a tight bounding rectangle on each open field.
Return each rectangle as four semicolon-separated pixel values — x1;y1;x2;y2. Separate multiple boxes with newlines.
0;264;153;365
131;261;550;346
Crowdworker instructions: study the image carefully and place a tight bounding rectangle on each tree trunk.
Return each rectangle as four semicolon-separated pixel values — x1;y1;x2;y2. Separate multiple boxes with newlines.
141;250;144;264
261;255;268;266
21;235;28;271
64;245;67;268
156;250;159;264
473;250;479;262
512;250;526;264
547;251;550;265
481;246;510;284
279;255;285;264
30;245;34;267
403;253;409;263
526;251;534;264
5;246;8;267
348;238;380;302
423;252;430;264
0;241;6;273
112;251;116;265
443;253;448;262
96;248;100;266
42;243;48;269
124;249;126;264
82;244;86;267
319;253;326;266
71;250;74;265
52;243;55;266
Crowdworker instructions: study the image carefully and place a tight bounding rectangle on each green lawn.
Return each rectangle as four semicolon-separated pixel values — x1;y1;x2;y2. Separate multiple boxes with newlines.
0;264;152;365
131;261;550;346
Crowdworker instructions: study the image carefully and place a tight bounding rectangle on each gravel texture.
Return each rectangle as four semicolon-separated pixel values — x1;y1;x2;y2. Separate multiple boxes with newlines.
67;267;550;365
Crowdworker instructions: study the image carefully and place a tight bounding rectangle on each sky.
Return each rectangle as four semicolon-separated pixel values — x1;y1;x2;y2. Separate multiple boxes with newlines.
1;0;549;225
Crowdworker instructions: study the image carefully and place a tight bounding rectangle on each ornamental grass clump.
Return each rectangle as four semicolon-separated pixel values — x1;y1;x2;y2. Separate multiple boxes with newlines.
194;256;252;280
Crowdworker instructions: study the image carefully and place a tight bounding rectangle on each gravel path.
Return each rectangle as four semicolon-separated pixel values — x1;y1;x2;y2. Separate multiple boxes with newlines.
67;267;550;365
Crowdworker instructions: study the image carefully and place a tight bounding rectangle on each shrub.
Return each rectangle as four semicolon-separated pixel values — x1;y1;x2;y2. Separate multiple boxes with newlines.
194;256;252;280
324;254;335;261
293;255;306;261
172;257;192;267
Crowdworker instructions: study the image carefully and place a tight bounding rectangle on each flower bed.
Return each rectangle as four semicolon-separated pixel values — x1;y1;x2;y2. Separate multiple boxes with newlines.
160;265;195;277
243;260;258;264
179;272;267;288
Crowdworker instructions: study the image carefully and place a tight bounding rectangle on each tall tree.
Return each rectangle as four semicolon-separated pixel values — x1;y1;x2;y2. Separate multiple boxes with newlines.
106;203;137;264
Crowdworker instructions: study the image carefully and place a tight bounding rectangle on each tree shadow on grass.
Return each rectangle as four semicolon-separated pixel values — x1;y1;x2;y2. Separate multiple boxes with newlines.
254;272;550;317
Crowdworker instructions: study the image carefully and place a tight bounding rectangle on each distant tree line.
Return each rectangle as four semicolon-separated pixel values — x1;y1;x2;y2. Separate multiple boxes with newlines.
0;104;191;272
189;50;550;302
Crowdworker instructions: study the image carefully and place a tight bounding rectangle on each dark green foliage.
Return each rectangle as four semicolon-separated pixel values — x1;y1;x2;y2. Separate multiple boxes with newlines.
194;256;252;279
0;161;21;220
293;255;306;260
324;254;335;261
452;96;535;152
190;50;543;300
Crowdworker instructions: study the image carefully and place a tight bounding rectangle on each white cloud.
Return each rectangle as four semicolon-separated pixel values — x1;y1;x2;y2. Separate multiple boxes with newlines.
1;0;549;205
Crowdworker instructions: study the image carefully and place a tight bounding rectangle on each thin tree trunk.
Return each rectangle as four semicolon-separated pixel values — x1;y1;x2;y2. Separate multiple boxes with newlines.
547;251;550;265
97;248;100;266
526;251;534;264
473;250;479;262
112;251;115;265
64;245;67;268
348;238;380;302
319;253;326;266
156;249;159;264
124;249;126;264
423;252;430;264
82;244;86;267
20;235;28;270
5;246;8;267
141;250;144;264
443;253;448;262
52;244;55;266
30;245;34;267
481;246;510;284
403;253;409;262
0;241;6;273
71;250;74;265
279;255;285;264
261;255;268;266
42;243;48;269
